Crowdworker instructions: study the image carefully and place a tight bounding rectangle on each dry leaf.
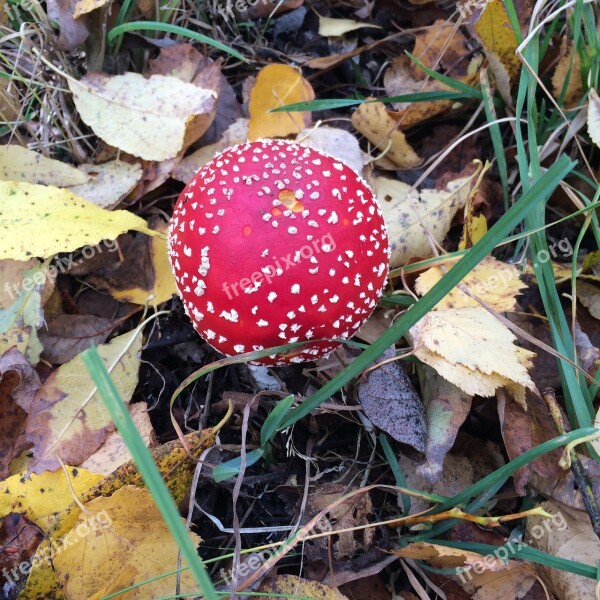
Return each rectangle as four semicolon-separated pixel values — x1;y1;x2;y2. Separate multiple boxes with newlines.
72;0;109;17
25;328;143;473
46;0;89;50
295;125;364;173
410;307;537;403
53;486;201;599
373;164;481;268
69;72;217;161
318;16;380;37
67;160;143;209
0;145;89;186
413;20;471;75
351;100;422;168
248;64;314;139
415;257;527;311
80;403;155;474
259;575;349;600
551;38;583;107
0;180;154;261
588;88;600;149
576;280;600;319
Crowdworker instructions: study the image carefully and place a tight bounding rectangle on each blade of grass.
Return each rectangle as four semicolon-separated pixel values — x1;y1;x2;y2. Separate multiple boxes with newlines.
107;22;246;61
280;155;576;429
82;346;218;600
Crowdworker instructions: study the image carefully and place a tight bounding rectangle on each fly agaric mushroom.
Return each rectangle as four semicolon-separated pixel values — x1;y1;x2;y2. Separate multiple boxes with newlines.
168;139;389;365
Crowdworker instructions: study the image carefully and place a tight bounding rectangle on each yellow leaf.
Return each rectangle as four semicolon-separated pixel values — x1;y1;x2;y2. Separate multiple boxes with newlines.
415;257;526;311
69;72;217;161
0;145;89;186
459;161;490;249
259;574;350;599
551;40;583;107
318;16;380;37
474;0;520;98
0;180;154;261
351;100;422;168
0;467;103;531
588;88;600;149
67;160;143;209
26;328;143;473
372;163;482;267
111;219;178;306
52;486;201;599
248;64;314;140
73;0;110;18
410;307;536;402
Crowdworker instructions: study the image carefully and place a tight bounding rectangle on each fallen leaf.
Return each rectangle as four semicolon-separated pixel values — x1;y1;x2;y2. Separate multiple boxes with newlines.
259;575;350;600
373;164;481;268
0;77;20;121
551;39;583;107
0;467;103;531
67;160;143;209
73;0;110;18
473;0;520;101
248;64;314;139
25;328;143;473
414;257;527;311
69;72;217;161
0;260;51;364
0;145;89;186
52;486;201;599
318;16;380;37
588;88;600;149
410;307;537;403
39;314;114;364
358;347;426;452
80;403;155;474
417;364;472;483
0;348;40;477
0;180;154;261
351;100;422;168
110;218;178;307
576;280;600;319
412;19;471;75
526;501;599;599
295;125;364;173
46;0;89;50
245;0;304;20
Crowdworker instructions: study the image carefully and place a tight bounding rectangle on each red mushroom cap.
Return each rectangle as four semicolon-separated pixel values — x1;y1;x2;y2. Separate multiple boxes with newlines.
168;139;389;365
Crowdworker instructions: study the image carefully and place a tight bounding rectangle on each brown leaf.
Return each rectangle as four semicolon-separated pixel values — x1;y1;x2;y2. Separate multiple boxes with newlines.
46;0;89;50
0;513;44;587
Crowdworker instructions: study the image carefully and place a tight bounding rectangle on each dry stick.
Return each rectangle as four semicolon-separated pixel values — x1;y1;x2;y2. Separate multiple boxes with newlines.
542;388;600;538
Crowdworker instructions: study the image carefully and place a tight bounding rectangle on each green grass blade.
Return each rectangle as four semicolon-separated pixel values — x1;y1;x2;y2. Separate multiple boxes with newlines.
82;346;219;600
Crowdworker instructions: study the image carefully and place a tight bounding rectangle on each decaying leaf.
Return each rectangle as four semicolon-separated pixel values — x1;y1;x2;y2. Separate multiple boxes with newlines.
0;145;89;186
248;64;314;139
358;347;426;453
259;574;350;600
52;486;201;599
410;307;537;404
415;257;527;311
46;0;89;50
351;100;422;168
25;328;143;473
372;163;482;268
318;16;380;37
69;72;217;161
588;87;600;149
73;0;110;18
576;280;600;320
296;126;364;173
0;180;154;261
552;39;583;107
67;160;143;209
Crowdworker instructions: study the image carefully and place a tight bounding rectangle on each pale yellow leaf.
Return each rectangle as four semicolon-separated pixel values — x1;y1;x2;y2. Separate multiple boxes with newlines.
588;88;600;149
318;16;380;37
259;575;349;600
0;180;154;261
0;466;103;532
372;164;482;268
81;404;155;475
415;257;526;311
26;328;143;473
73;0;110;17
248;64;314;140
111;220;178;306
351;100;422;168
53;486;201;600
68;160;143;209
411;307;536;401
0;145;89;186
69;72;216;161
